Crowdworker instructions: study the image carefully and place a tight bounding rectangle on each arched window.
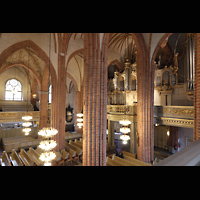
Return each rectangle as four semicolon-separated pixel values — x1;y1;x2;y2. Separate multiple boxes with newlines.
49;85;52;103
5;79;22;100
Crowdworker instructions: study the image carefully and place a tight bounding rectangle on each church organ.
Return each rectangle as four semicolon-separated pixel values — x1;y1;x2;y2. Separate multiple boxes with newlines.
107;58;137;105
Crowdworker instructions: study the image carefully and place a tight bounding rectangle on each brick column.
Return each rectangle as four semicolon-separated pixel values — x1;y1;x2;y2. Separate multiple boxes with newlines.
53;54;66;151
135;33;154;164
39;91;48;129
194;33;200;140
83;33;107;166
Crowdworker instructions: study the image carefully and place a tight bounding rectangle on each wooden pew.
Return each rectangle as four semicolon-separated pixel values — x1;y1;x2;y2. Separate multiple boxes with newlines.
18;148;34;166
65;145;76;158
74;139;83;146
122;153;151;166
123;151;136;159
106;157;124;166
66;142;82;156
61;149;73;166
0;151;12;166
35;147;44;155
65;143;79;163
52;150;63;166
112;155;136;166
10;149;24;166
27;147;43;166
69;140;82;149
113;155;151;166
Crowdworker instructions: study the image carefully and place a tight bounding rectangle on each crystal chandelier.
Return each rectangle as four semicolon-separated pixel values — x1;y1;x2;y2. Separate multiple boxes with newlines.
120;127;131;134
22;115;33;121
77;113;83;128
39;151;56;166
119;106;131;144
120;135;130;144
21;46;32;136
38;127;58;138
119;119;131;126
39;140;57;151
22;128;31;136
38;129;58;166
38;33;58;166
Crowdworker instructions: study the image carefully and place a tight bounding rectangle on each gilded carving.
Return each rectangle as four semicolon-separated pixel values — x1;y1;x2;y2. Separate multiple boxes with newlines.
173;108;194;116
163;108;167;114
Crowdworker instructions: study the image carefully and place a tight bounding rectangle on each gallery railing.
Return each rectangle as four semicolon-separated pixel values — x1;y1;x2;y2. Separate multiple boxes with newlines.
0;111;40;124
107;105;194;128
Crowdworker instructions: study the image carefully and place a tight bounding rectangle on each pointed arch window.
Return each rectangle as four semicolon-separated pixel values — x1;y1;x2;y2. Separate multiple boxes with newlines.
5;79;23;100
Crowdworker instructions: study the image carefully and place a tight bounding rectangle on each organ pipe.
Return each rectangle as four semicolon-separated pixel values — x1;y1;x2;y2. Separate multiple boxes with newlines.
124;59;131;91
186;34;194;91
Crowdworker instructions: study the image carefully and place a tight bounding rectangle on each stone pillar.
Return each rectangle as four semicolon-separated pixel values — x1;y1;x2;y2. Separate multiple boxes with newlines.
130;121;137;154
39;91;48;129
194;33;200;140
108;120;115;149
54;54;66;151
136;35;154;164
83;33;107;166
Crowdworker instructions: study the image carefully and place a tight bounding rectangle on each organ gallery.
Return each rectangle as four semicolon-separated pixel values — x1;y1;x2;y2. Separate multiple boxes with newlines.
0;33;199;166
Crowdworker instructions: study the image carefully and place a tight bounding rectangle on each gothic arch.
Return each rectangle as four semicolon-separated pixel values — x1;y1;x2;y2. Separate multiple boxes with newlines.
151;33;173;67
0;63;42;89
0;40;57;91
108;59;124;72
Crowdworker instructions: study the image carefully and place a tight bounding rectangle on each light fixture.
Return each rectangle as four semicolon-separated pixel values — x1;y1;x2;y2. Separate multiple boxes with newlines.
167;130;170;136
119;106;131;144
119;119;131;126
21;46;32;136
22;121;32;127
22;115;33;121
77;118;83;122
39;140;57;151
77;112;83;129
120;127;131;134
77;113;83;118
38;127;58;138
37;33;58;166
120;135;130;144
39;151;56;166
22;128;31;133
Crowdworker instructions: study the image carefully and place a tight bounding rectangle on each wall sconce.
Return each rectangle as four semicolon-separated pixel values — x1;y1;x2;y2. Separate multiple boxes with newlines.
33;94;37;99
166;126;170;136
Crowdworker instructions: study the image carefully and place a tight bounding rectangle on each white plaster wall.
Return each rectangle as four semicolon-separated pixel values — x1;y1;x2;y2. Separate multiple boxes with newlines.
178;127;193;150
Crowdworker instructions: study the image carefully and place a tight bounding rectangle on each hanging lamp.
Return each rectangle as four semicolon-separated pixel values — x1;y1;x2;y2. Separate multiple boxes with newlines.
21;46;33;135
77;111;83;129
38;33;58;166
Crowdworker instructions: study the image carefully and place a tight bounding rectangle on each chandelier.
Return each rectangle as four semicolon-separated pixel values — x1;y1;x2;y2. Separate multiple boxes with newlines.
39;151;56;166
120;135;130;144
119;107;131;144
38;127;58;138
22;115;33;121
21;46;32;136
39;140;57;151
38;33;58;166
119;119;131;126
77;113;83;128
38;128;58;166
